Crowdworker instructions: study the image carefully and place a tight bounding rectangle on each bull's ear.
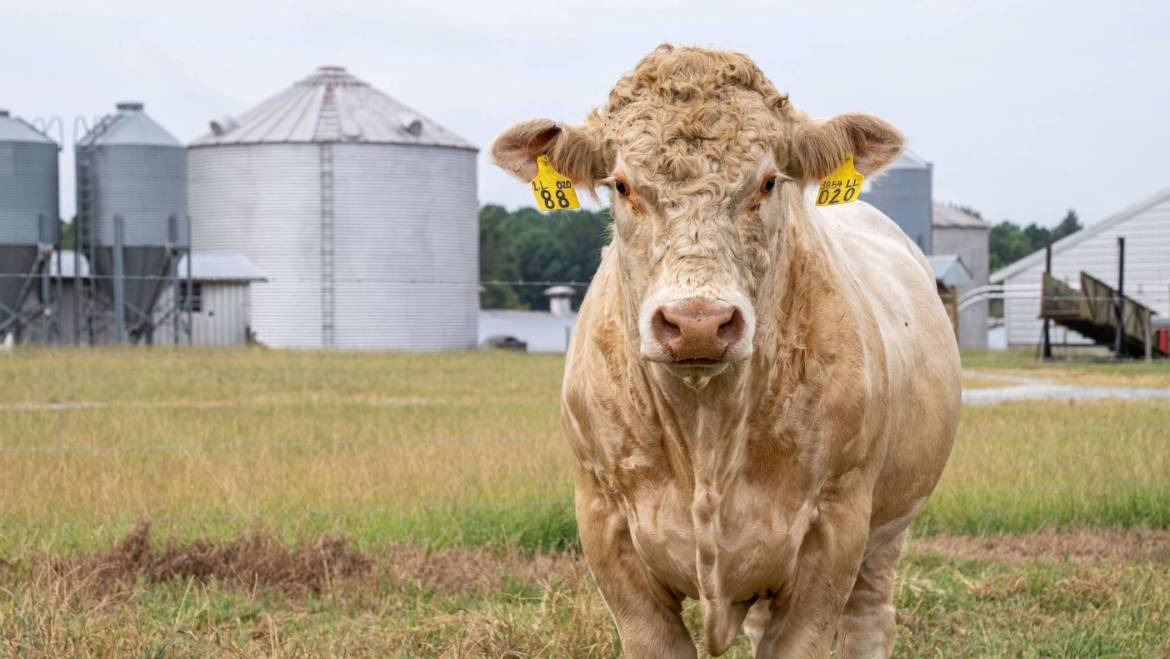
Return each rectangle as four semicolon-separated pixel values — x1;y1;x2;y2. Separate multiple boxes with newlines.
490;118;607;188
784;113;905;181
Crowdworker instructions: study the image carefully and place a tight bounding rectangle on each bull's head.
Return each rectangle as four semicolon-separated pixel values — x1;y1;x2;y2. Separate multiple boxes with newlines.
492;45;903;378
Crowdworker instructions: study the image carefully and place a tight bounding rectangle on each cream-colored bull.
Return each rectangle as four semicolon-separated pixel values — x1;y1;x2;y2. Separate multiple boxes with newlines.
492;45;960;658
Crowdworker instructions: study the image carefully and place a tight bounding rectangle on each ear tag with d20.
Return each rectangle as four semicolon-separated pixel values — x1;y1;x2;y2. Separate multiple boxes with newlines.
531;154;580;211
816;156;864;206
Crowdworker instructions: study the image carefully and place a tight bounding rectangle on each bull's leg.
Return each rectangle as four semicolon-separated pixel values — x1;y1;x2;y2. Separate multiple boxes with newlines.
743;599;772;655
573;466;696;659
836;530;906;659
754;493;870;658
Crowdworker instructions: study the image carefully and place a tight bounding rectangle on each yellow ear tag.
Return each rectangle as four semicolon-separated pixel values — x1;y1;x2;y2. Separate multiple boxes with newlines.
531;154;580;211
816;156;864;206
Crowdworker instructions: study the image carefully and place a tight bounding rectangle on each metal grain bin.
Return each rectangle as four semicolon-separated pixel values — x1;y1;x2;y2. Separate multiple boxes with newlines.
0;109;58;336
861;150;933;255
189;66;478;349
76;102;187;340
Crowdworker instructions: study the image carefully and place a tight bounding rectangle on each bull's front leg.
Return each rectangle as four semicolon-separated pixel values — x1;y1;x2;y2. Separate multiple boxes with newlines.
755;487;872;658
573;465;697;659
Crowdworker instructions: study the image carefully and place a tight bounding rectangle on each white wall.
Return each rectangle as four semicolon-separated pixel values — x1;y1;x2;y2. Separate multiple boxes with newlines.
155;282;252;346
1001;195;1170;346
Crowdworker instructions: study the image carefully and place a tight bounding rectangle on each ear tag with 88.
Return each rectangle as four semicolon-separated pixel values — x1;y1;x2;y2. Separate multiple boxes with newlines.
531;155;580;211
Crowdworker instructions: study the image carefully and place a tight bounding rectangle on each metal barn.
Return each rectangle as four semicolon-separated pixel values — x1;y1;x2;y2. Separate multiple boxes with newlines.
992;186;1170;348
0;109;58;342
188;66;479;349
75;102;188;344
932;203;990;348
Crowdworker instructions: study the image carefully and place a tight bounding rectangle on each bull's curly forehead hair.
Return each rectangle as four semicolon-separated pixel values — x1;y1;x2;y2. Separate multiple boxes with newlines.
584;45;804;204
602;44;793;120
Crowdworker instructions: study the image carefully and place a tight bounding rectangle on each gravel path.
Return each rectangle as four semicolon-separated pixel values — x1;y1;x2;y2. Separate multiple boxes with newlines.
961;370;1170;405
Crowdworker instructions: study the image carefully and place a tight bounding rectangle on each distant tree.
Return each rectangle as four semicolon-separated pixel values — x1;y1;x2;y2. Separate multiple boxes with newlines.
478;205;612;309
954;204;983;220
1051;209;1082;242
59;218;75;250
988;209;1083;273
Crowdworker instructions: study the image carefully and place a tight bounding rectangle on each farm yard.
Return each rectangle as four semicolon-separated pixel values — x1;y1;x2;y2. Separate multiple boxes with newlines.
1;348;1168;657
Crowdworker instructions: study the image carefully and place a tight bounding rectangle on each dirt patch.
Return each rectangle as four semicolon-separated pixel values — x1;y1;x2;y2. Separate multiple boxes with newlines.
911;528;1170;564
37;521;371;596
20;521;588;599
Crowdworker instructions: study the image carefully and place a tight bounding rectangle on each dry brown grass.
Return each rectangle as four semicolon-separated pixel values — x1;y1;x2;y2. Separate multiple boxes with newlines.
911;528;1170;564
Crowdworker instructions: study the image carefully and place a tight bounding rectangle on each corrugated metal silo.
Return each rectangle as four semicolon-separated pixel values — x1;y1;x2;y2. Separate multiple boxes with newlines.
861;150;933;254
76;102;187;341
0;109;58;337
189;66;479;349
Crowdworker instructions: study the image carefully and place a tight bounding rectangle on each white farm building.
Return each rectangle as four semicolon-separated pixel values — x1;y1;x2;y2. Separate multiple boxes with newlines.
991;186;1170;348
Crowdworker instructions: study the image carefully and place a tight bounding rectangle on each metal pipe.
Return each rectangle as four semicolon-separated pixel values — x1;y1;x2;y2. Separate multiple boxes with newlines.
1042;243;1053;360
170;215;180;346
186;215;193;346
1114;237;1125;359
73;232;81;346
113;215;127;343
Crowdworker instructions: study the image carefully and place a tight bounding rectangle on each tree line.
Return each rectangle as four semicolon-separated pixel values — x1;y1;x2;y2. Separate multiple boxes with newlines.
479;205;612;310
984;209;1082;273
480;204;1086;309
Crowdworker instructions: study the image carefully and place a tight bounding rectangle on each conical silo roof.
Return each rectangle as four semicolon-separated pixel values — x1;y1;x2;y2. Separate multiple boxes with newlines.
78;102;183;147
0;109;55;144
190;66;475;149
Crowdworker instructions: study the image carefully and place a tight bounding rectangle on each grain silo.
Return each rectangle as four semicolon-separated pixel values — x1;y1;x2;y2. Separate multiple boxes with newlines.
75;102;187;343
0;109;58;341
188;66;479;349
861;150;933;254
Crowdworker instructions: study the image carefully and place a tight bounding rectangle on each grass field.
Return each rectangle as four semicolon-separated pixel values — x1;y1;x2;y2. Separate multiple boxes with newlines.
2;348;1168;656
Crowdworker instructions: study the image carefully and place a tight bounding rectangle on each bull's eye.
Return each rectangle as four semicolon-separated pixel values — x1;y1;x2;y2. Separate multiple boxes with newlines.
614;179;629;196
762;175;777;193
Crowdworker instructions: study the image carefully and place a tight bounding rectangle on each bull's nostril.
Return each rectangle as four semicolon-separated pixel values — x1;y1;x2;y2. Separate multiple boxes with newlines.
652;309;681;342
717;309;743;344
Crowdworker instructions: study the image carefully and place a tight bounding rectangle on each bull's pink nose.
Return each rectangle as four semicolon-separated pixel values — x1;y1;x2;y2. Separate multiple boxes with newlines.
652;299;744;362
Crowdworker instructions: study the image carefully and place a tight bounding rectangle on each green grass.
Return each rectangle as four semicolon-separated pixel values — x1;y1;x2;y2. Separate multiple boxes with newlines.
1;347;1169;656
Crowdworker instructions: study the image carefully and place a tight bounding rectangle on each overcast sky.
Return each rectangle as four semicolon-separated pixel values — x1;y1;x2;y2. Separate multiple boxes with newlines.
3;0;1166;228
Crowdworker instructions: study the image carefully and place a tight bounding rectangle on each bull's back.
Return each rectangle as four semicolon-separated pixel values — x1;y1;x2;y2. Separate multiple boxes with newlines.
816;202;961;537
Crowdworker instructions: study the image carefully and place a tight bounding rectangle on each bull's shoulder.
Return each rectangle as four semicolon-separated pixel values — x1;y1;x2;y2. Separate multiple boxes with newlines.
811;201;932;279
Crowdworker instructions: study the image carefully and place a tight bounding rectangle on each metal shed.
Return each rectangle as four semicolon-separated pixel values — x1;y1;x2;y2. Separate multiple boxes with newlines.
932;203;989;348
188;66;479;349
154;252;266;346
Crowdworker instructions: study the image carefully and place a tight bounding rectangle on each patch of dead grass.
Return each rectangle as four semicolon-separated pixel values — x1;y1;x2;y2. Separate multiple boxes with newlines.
910;528;1170;564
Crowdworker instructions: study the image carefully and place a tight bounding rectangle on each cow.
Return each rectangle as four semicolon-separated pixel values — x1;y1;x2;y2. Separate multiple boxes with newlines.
491;45;960;658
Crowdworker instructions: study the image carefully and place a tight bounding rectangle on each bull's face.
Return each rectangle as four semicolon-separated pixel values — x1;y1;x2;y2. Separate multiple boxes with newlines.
492;46;903;379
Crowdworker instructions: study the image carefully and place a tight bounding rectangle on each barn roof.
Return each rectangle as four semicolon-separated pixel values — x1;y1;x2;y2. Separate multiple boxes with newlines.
177;252;267;282
928;254;973;287
932;202;988;229
991;184;1170;283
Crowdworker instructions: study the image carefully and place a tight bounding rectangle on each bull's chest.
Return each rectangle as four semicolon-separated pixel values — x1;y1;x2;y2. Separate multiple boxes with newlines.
620;472;818;602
